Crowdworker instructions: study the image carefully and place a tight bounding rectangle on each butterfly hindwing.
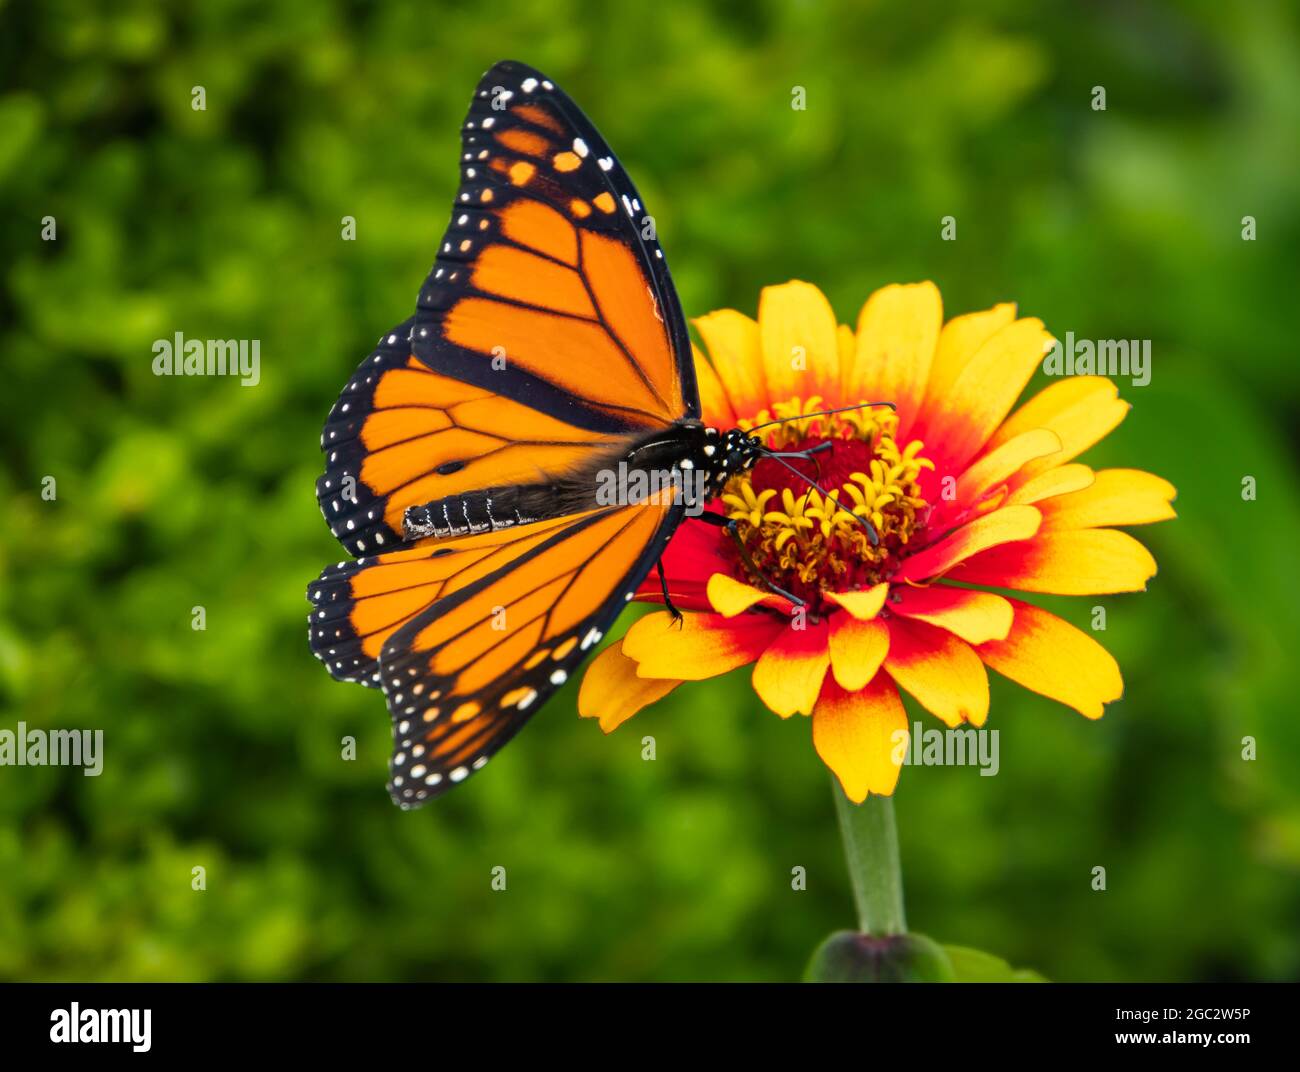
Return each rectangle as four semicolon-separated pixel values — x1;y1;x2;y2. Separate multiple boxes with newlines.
376;500;683;806
308;511;604;689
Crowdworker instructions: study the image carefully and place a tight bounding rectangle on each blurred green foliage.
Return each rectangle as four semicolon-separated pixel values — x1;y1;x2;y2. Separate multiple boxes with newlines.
2;0;1298;982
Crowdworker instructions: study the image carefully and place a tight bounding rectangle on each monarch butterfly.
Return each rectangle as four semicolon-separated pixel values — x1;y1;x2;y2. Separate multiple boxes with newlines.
307;60;884;807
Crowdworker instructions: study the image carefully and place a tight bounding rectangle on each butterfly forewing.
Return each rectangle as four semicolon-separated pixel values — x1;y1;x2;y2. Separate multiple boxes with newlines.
412;59;697;429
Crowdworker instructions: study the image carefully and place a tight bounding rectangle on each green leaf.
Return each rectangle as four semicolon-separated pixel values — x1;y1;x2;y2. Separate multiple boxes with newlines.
943;945;1047;982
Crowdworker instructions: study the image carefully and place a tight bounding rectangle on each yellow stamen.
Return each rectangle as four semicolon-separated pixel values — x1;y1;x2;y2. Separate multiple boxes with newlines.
721;401;935;604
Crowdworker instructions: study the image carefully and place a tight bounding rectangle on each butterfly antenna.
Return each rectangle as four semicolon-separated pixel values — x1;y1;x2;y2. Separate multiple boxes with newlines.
757;448;880;547
765;441;833;461
746;400;895;436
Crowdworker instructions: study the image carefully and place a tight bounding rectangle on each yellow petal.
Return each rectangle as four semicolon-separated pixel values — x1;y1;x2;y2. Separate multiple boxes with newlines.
825;582;889;620
837;323;856;384
828;615;890;691
1006;463;1095;505
758;280;841;403
705;573;785;617
952;528;1158;594
922;317;1056;470
986;376;1130;479
578;641;680;733
1039;468;1177;529
813;675;909;803
622;610;782;679
751;621;831;718
883;617;990;727
693;309;768;421
894;504;1041;582
890;586;1013;645
691;342;736;428
919;302;1017;413
977;599;1122;719
847;281;943;437
956;428;1062;503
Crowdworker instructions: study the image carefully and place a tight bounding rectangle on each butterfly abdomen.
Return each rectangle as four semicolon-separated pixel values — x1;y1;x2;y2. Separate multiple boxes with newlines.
402;483;568;539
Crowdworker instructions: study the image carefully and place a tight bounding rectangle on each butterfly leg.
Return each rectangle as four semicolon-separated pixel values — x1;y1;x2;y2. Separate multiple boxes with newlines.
655;558;684;628
691;512;806;608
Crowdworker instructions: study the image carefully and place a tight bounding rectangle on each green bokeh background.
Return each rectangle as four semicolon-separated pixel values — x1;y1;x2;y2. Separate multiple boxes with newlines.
2;0;1298;982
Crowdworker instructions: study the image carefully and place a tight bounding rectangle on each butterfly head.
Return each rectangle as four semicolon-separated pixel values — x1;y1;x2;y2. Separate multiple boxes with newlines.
702;426;764;491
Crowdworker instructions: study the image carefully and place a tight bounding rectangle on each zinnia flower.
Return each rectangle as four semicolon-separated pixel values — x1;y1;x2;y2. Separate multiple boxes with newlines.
578;281;1175;802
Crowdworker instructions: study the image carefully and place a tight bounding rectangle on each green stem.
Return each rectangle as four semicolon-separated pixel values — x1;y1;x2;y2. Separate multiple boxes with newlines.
832;781;906;935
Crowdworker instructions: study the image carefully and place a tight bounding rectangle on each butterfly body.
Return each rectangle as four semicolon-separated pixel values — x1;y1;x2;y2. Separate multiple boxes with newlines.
400;419;756;542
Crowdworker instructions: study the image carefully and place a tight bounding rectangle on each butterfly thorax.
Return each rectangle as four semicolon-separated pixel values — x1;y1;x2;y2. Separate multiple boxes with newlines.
616;421;763;510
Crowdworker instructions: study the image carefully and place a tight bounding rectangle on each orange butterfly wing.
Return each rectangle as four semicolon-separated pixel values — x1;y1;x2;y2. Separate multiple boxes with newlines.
316;59;697;558
411;61;696;432
309;498;679;804
309;510;586;687
316;318;628;556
